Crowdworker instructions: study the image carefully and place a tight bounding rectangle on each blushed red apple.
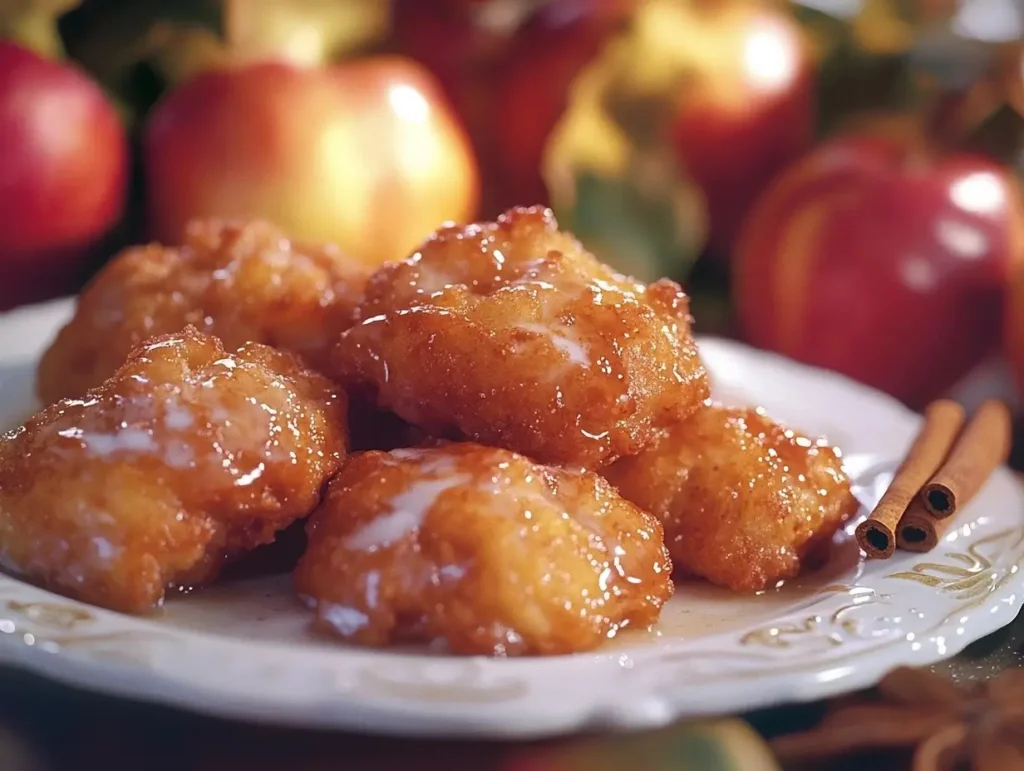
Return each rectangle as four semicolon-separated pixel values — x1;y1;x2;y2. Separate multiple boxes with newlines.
0;41;128;311
668;1;814;257
1001;198;1024;398
392;0;633;214
143;56;479;267
390;0;494;191
734;121;1023;408
489;0;624;212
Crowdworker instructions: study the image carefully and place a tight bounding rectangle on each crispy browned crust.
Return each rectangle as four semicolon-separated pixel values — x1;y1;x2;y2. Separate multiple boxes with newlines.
603;403;859;592
294;441;672;655
2;327;348;613
37;218;370;404
331;206;709;469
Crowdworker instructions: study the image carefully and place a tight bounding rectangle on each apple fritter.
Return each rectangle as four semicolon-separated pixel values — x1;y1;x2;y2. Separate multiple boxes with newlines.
603;403;859;592
37;218;370;404
331;206;709;469
0;327;348;614
294;442;673;656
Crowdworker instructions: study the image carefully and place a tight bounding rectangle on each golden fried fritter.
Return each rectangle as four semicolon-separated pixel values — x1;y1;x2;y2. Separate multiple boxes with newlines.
602;403;859;592
294;442;672;655
37;218;370;405
1;328;348;614
331;206;709;469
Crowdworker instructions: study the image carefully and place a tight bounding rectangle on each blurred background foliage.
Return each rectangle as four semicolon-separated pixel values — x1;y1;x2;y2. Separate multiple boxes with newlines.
1;0;1023;418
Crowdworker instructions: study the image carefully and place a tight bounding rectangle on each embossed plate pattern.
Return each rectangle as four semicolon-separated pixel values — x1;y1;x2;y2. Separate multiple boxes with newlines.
1;298;1022;738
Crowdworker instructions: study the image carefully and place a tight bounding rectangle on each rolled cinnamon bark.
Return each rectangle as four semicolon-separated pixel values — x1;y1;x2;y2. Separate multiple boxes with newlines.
919;400;1012;519
855;400;965;559
895;501;943;553
897;400;1013;552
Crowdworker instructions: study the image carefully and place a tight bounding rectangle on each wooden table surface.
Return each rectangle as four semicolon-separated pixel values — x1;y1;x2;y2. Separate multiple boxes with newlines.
2;602;1022;771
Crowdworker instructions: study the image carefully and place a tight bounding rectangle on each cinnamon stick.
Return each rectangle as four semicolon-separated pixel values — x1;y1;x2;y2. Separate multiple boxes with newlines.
919;400;1012;519
855;400;965;559
895;501;944;553
897;400;1012;553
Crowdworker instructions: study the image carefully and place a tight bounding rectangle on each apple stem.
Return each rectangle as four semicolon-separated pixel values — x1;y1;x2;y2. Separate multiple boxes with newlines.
2;10;66;60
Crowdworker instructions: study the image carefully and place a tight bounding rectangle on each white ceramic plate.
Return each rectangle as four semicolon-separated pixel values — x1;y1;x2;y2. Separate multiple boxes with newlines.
1;298;1022;739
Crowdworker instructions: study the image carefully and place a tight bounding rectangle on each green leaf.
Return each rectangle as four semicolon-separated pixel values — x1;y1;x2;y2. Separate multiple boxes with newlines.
555;160;705;284
61;0;221;52
0;0;83;58
58;0;222;122
60;0;222;80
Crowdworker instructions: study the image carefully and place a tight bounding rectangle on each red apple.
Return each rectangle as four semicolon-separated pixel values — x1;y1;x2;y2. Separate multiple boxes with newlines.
734;121;1023;408
489;0;625;212
390;0;491;111
390;0;496;190
143;56;479;268
668;1;814;257
392;0;631;214
0;41;128;311
1002;195;1024;398
1011;51;1024;116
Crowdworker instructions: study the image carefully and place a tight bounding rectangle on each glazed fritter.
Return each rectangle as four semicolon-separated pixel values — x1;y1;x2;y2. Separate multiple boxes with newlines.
294;442;673;655
602;403;859;592
0;328;348;613
331;206;709;469
37;218;370;405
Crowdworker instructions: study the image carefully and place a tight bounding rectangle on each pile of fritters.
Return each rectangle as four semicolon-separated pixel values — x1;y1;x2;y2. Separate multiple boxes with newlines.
0;207;859;657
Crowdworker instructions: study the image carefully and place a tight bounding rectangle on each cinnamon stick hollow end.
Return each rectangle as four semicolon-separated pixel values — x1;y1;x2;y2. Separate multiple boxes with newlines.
896;503;943;553
854;399;965;560
920;483;956;518
920;399;1012;520
855;517;898;559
